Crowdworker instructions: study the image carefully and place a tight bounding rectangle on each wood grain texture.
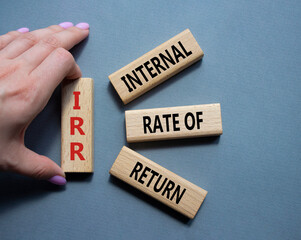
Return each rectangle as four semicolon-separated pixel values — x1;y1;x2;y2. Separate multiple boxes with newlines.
61;78;94;172
109;29;204;104
125;103;222;143
109;146;207;219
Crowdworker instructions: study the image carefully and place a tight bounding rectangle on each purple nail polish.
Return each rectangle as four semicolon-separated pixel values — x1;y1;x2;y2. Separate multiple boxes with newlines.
75;22;89;30
17;27;29;33
59;22;74;29
48;175;67;185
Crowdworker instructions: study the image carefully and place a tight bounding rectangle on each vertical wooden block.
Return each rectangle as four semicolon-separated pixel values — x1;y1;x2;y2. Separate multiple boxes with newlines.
61;78;94;173
125;103;223;142
109;29;204;104
109;146;207;219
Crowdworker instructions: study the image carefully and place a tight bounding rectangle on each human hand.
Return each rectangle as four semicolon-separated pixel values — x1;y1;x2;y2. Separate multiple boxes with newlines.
0;22;89;185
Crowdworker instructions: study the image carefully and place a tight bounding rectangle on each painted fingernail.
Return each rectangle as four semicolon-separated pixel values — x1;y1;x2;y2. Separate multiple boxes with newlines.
48;175;67;185
17;27;29;33
59;22;74;29
75;22;89;30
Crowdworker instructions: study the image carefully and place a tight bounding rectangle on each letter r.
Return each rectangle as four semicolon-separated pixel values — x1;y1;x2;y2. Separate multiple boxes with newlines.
129;161;143;180
70;142;85;160
70;117;85;135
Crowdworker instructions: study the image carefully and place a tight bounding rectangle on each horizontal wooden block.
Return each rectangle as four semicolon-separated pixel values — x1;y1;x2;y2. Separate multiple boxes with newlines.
125;103;222;143
109;146;207;219
109;29;204;104
61;78;94;173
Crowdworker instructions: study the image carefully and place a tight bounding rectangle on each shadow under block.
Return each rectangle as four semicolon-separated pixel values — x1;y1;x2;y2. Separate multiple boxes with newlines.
125;103;222;143
61;78;94;173
109;146;208;219
109;29;204;104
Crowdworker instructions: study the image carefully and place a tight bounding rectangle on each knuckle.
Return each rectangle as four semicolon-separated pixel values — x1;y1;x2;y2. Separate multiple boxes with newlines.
8;81;38;108
67;26;82;36
7;31;20;38
48;25;63;32
22;85;38;105
6;157;20;172
20;32;37;46
41;35;61;49
0;38;5;49
55;47;73;62
3;144;21;172
0;61;21;79
32;164;47;179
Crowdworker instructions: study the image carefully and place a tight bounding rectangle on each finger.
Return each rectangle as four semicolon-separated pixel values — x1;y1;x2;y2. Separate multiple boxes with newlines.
1;23;72;59
30;48;81;103
11;145;66;183
18;23;89;71
0;28;28;51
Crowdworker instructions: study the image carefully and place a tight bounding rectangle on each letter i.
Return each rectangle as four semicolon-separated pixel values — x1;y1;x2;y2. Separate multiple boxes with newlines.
73;91;81;110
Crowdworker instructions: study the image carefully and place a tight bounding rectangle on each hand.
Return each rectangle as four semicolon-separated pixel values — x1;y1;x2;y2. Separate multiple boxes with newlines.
0;22;89;185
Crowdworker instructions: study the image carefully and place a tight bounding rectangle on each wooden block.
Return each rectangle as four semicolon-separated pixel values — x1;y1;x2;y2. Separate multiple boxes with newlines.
61;78;94;173
109;29;204;104
109;146;207;219
125;103;222;143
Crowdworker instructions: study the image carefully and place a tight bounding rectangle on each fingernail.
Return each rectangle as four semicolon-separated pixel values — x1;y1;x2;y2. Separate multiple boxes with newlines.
75;22;89;30
17;27;29;33
59;22;74;29
48;175;67;185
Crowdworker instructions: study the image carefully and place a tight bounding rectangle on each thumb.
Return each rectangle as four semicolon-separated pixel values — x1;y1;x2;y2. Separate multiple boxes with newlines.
13;145;66;185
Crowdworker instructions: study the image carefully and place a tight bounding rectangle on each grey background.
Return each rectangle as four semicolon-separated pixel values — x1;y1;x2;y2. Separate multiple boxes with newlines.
0;0;301;239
